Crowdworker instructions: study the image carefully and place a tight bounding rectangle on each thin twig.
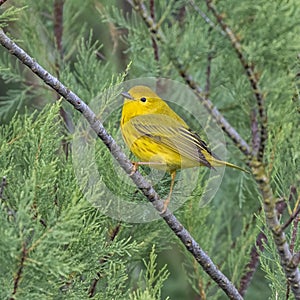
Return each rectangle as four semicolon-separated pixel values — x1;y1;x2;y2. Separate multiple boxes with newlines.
149;0;159;62
286;282;291;300
132;0;164;42
10;242;27;299
139;0;300;295
205;0;267;162
174;60;251;158
53;0;73;157
88;272;101;298
188;2;300;295
32;202;47;228
130;0;251;159
250;109;260;157
108;223;122;241
149;0;162;90
0;29;244;300
189;0;222;34
251;159;300;298
54;0;64;60
228;212;265;296
238;232;267;297
282;205;300;232
282;187;299;231
204;48;213;96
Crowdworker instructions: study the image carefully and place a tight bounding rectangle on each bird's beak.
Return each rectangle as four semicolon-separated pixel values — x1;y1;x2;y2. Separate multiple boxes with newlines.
121;91;134;100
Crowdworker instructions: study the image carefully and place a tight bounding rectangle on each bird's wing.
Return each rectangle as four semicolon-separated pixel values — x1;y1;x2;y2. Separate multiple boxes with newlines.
128;114;213;168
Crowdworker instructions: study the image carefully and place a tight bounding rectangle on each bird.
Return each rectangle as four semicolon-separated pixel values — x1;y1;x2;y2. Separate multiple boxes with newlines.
120;85;246;213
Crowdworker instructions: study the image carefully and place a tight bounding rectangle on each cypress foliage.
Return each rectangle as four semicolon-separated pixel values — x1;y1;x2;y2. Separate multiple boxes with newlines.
1;0;300;299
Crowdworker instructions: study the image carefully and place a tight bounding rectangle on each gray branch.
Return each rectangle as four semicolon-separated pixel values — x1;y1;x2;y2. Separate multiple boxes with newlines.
0;28;243;300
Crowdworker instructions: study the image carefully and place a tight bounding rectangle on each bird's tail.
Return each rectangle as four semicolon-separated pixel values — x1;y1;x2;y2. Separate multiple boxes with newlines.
209;158;249;173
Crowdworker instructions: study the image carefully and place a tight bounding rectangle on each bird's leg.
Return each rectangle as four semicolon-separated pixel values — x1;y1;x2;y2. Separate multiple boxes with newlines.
129;161;166;176
161;171;176;214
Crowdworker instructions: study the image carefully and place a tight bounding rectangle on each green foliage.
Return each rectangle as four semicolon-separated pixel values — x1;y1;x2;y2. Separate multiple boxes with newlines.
0;103;137;299
0;0;300;299
129;245;169;300
256;215;288;300
0;5;25;27
106;0;300;298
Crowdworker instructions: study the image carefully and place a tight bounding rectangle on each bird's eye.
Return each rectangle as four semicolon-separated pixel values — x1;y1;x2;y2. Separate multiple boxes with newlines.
140;97;147;102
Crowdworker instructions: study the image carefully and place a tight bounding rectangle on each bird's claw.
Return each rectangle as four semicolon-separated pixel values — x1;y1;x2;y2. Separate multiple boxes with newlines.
159;198;170;215
129;162;138;176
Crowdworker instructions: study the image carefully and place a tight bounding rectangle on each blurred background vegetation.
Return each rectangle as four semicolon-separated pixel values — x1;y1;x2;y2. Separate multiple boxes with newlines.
0;0;300;299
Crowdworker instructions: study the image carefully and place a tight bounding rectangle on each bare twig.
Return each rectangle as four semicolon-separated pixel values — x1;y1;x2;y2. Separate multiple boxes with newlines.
282;205;300;232
54;0;64;60
205;0;267;161
132;0;164;42
239;200;287;296
127;7;300;300
165;0;299;296
176;59;252;158
53;0;73;157
149;0;159;62
205;48;213;96
108;223;122;241
238;232;267;297
251;159;300;297
282;187;299;231
189;0;221;33
0;29;244;300
32;202;47;228
88;272;101;298
10;242;27;299
130;0;251;159
250;109;260;157
148;0;162;90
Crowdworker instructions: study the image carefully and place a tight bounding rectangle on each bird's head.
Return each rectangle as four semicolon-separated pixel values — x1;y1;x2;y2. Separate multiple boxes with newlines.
121;85;166;117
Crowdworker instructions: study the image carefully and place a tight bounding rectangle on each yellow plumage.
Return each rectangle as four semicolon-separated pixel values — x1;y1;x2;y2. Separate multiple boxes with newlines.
120;85;246;211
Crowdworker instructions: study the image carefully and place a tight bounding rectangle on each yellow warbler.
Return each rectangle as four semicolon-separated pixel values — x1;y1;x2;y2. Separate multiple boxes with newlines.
121;85;246;211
